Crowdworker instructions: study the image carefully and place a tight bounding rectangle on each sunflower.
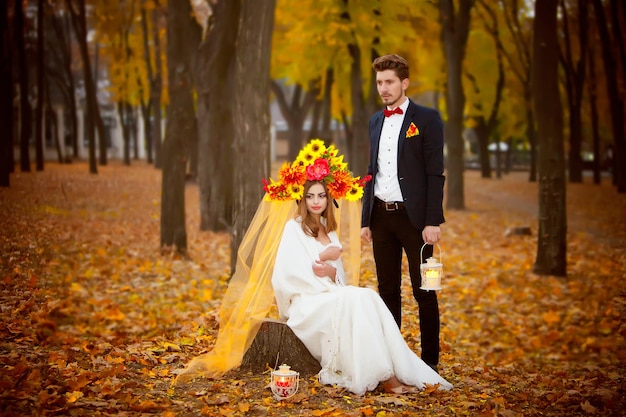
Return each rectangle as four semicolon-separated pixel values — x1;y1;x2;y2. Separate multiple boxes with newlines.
287;183;304;200
345;180;365;202
307;139;326;159
297;150;315;165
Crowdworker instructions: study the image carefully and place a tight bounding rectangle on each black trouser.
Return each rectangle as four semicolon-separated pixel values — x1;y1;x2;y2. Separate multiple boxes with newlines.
370;200;440;366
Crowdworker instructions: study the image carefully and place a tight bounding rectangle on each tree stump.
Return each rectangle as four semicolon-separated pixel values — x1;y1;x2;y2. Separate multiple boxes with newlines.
239;319;321;377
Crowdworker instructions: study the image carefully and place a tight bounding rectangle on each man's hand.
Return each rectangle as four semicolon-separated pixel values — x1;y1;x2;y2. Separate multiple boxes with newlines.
361;227;372;243
422;226;441;245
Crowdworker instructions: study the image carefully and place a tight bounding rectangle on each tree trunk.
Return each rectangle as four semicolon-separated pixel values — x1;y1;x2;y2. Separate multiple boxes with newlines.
139;1;154;164
160;0;198;253
473;117;491;178
92;44;107;166
270;81;317;161
309;96;322;139
68;0;97;174
15;0;31;173
592;0;626;192
525;96;538;182
559;0;589;184
118;101;131;165
0;0;12;186
151;1;164;169
49;6;78;160
440;0;474;210
240;319;321;377
196;0;240;232
35;0;45;171
587;42;601;185
532;0;567;277
346;43;369;176
131;106;139;160
60;10;78;159
320;67;335;144
231;0;275;273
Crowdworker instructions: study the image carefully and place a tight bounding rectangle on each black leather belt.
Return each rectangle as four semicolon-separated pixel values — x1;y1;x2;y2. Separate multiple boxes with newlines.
375;197;405;211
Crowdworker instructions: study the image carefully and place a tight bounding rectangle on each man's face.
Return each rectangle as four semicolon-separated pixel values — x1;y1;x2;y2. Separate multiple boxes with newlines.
376;69;409;108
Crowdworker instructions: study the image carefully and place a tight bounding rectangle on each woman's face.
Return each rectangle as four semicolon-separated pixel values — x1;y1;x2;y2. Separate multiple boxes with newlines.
305;183;328;216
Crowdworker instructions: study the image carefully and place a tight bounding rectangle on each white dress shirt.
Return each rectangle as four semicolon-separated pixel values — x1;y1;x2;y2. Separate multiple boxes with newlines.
374;98;410;202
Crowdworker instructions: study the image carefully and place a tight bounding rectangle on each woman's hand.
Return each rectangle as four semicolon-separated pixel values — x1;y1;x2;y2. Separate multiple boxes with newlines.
319;245;342;262
313;260;336;281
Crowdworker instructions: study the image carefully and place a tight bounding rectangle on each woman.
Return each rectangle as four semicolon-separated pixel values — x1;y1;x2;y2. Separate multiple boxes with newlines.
272;180;452;395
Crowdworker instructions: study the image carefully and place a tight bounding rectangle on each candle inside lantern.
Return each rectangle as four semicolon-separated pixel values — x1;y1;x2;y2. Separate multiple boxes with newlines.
270;364;299;400
425;269;439;279
420;245;443;291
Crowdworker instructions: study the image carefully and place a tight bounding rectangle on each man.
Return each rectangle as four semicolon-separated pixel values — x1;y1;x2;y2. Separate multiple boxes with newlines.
361;54;446;372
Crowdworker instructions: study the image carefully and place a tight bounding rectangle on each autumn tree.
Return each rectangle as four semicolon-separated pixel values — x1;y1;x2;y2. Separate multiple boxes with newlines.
532;0;567;276
139;0;157;165
586;32;602;185
271;0;419;172
139;0;166;168
67;0;100;173
230;0;276;271
15;0;32;173
494;0;537;182
46;3;79;160
97;0;140;166
160;0;199;253
591;0;626;192
35;0;45;171
467;0;506;179
439;0;475;209
558;0;589;183
340;1;376;176
270;80;319;160
196;0;240;232
0;0;12;186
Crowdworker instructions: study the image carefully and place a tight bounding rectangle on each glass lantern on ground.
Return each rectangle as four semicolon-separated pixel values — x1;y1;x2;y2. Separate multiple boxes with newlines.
270;364;299;400
420;243;443;291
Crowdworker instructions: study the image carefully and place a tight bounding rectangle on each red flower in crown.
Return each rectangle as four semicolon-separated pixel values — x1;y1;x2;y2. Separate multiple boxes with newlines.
306;158;330;181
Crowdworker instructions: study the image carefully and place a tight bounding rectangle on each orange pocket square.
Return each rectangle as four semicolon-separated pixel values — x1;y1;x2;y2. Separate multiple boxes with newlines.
406;122;419;138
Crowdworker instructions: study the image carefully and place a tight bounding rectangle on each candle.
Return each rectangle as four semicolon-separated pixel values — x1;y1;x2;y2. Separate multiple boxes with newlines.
425;269;439;279
271;364;299;400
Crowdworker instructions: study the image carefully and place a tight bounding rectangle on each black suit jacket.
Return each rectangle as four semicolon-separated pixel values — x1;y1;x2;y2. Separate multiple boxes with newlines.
361;99;446;231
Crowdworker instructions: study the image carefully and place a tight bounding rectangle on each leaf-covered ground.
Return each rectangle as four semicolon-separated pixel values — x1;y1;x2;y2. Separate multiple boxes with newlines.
1;162;624;417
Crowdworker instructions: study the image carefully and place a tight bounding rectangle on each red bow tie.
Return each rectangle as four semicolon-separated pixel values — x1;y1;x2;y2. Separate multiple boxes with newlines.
384;107;403;117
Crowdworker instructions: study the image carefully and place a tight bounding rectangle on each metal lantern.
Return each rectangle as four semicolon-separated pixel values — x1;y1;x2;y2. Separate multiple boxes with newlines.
420;243;443;291
270;364;299;400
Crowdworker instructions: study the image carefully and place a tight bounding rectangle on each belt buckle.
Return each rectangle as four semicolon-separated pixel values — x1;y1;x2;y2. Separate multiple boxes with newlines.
384;202;397;211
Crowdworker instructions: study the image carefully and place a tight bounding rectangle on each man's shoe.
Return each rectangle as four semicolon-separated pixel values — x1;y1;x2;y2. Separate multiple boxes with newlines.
426;363;438;374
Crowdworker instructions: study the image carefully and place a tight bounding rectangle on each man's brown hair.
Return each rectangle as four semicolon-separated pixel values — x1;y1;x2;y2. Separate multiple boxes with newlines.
372;54;409;81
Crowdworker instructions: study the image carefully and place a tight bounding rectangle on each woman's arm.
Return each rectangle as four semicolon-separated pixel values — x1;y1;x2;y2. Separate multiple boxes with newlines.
318;245;342;262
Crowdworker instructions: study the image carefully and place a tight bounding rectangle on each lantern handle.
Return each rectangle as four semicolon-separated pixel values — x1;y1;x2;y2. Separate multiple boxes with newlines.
420;243;442;265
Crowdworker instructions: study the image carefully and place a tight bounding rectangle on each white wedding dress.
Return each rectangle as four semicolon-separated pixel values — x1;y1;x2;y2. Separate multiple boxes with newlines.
272;218;453;395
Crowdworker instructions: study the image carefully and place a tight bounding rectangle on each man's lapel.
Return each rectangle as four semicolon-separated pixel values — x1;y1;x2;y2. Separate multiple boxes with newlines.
398;99;415;156
372;112;384;158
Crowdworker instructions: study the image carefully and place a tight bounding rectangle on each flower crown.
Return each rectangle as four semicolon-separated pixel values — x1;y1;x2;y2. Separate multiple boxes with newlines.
262;139;371;202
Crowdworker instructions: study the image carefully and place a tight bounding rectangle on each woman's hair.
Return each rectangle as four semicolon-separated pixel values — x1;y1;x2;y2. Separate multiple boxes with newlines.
298;180;337;237
372;54;409;81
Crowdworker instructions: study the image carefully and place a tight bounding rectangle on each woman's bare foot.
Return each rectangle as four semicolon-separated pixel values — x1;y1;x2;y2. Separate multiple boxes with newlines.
381;376;418;394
